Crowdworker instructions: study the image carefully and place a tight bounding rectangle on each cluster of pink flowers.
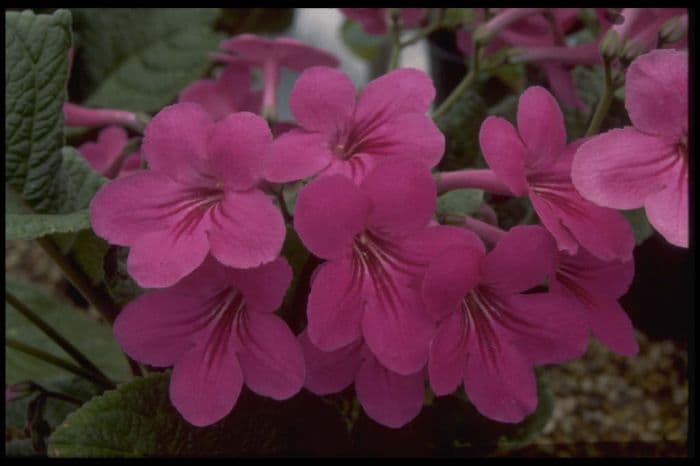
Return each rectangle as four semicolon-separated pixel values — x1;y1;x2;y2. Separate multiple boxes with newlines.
83;11;687;430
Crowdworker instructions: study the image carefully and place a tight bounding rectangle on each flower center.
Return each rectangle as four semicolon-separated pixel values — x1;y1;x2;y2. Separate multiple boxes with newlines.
164;187;224;240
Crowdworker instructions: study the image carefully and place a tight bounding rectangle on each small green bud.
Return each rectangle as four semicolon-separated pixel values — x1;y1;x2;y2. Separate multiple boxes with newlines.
599;29;622;59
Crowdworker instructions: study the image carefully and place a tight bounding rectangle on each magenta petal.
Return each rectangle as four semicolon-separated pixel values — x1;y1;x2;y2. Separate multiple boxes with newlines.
478;116;528;196
625;49;688;138
355;355;425;429
361;158;436;236
400;8;427;27
306;259;364;351
207;112;271;191
270;37;340;71
178;65;252;121
142;103;215;185
362;284;433;375
299;331;364;395
554;249;635;299
517;86;567;169
585;293;639;356
235;312;305;400
428;311;467;396
541;62;586;111
354;68;435;124
463;339;537;423
208;190;285;269
264;130;333;183
289;66;356;134
228;258;292;314
481;225;558;294
169;333;243;427
571;127;680;210
402;225;486;265
294;175;371;260
78;126;128;175
422;245;483;321
645;168;688;248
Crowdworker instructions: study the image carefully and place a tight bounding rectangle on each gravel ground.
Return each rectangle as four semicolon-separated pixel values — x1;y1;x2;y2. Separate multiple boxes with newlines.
5;239;689;457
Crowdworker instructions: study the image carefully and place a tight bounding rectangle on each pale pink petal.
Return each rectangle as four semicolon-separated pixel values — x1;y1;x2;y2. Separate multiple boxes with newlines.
428;311;468;396
517;86;567;169
478;116;528;196
354;68;435;125
264;130;333;183
235;312;305;400
208;190;285;269
362;283;433;375
228;258;292;314
625;49;688;138
355;355;425;428
361;158;436;237
645;166;688;248
571;127;680;210
142;103;215;185
207;112;271;191
294;175;371;260
169;330;243;427
481;225;558;294
289;66;356;134
78;126;128;174
299;331;364;395
307;259;365;351
422;245;483;321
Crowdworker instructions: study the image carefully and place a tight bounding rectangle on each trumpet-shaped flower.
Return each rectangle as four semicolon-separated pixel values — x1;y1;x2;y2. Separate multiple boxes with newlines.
114;257;304;427
265;67;444;184
90;104;285;288
572;50;688;247
424;225;588;423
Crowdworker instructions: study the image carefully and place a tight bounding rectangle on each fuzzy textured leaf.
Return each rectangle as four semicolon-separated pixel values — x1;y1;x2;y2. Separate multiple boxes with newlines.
6;210;90;240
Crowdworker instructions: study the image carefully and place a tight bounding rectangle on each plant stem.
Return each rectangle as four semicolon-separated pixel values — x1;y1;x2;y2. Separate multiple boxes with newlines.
5;291;113;385
431;41;481;121
5;338;115;390
387;11;402;71
585;58;614;137
433;169;513;196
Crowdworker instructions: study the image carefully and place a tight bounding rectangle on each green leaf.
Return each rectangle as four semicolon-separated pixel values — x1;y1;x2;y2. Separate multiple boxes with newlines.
623;208;654;245
340;18;388;62
51;146;107;213
5;277;131;389
6;210;90;240
5;9;72;212
71;8;224;113
436;89;487;171
49;373;350;457
436;188;484;220
442;8;475;29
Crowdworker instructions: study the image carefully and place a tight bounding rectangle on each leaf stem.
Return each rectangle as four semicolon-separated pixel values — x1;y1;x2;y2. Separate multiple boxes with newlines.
431;41;482;121
387;10;402;71
585;57;614;137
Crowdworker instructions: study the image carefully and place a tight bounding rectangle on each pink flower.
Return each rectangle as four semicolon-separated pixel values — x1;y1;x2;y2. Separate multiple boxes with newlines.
299;332;425;429
612;8;688;53
90;103;286;288
214;34;339;118
264;67;444;184
340;8;427;35
572;50;688;248
293;158;451;374
77;126;141;178
114;257;304;427
477;86;635;261
178;64;261;121
63;102;144;132
423;225;588;423
551;249;638;356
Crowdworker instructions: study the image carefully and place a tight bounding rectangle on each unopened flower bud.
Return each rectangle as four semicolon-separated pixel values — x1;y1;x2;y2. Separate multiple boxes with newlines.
599;29;622;59
659;15;688;45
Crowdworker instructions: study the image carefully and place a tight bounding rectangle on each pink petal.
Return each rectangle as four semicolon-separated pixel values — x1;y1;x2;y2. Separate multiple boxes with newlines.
625;49;688;138
361;158;436;237
180;80;226;121
517;86;567;170
541;62;587;111
289;66;356;134
645;166;688;248
294;175;371;260
361;283;433;375
571;127;680;210
481;225;558;294
354;68;435;125
169;329;243;427
355;355;425;429
502;293;589;365
270;37;340;71
78;126;128;175
264;130;333;183
318;151;378;184
299;331;364;395
306;259;365;351
235;312;305;400
422;245;483;321
142;103;215;185
178;65;253;121
228;258;292;314
402;225;486;266
585;293;639;356
428;311;468;396
553;249;635;299
207;112;271;191
208;190;286;269
478;116;528;196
